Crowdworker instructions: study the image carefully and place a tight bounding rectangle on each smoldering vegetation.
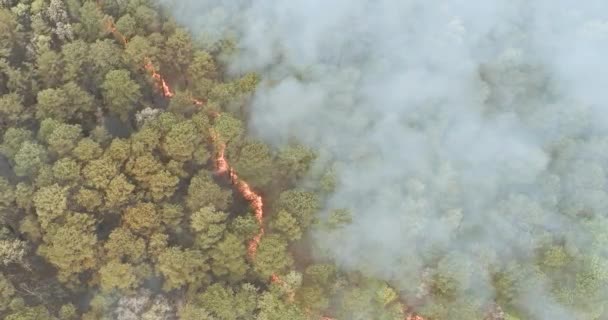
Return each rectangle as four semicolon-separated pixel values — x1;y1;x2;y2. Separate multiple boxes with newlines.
164;0;608;318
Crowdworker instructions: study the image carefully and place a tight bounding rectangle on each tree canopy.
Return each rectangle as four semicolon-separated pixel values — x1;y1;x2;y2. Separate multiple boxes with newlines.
0;1;594;320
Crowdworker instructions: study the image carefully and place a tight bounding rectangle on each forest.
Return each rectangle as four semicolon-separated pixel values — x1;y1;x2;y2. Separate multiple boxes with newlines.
1;0;607;320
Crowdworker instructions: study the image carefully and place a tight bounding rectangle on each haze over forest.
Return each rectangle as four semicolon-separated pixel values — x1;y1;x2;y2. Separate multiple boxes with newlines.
0;0;607;320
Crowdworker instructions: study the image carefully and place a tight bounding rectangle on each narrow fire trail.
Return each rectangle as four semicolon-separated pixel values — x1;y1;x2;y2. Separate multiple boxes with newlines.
144;57;174;98
214;142;265;258
402;304;427;320
98;6;415;320
98;3;175;99
270;273;295;302
102;17;127;46
97;0;259;262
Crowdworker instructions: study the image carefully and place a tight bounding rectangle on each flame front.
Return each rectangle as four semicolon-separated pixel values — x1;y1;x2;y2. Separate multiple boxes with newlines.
99;5;175;99
214;141;264;258
103;17;127;46
144;57;174;98
98;5;420;319
270;273;295;302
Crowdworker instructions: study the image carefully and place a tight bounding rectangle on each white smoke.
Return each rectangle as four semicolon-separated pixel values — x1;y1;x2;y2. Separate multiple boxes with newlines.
163;1;608;318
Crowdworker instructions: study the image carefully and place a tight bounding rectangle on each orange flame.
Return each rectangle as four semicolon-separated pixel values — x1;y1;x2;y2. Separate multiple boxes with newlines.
270;273;295;302
193;97;205;105
98;6;423;320
214;141;265;258
403;306;426;320
103;17;127;46
144;57;174;98
99;0;208;105
215;142;230;175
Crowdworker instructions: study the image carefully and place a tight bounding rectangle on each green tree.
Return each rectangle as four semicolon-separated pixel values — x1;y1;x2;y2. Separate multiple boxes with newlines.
0;177;15;212
542;245;570;269
105;173;135;208
148;231;169;259
0;9;19;59
276;144;316;183
133;5;160;33
297;284;330;314
37;118;61;142
115;13;137;39
0;127;32;159
99;260;140;292
146;169;179;202
104;138;131;163
0;93;28;128
72;138;103;162
59;303;78;320
191;205;227;249
14;183;34;213
82;157;119;190
78;1;103;42
270;210;302;242
257;291;307;320
124;35;155;67
325;208;352;230
52;157;81;184
159;203;184;228
156;246;208;291
5;304;54;320
199;283;258;320
101;69;141;120
123;202;161;236
230;215;259;242
161;120;202;162
168;90;197;116
0;60;31;96
213;113;243;145
61;40;89;83
232;140;273;188
125;153;162;183
14;141;48;177
210;232;248;282
165;28;193;73
276;190;319;230
104;227;146;263
74;187;103;212
186;170;231;211
253;235;294;278
188;51;217;98
177;304;214;320
191;109;212;142
0;273;15;312
46;122;82;156
61;81;95;119
199;283;239;320
130;125;161;155
89;39;123;86
37;212;98;284
35;88;69;121
33;183;68;229
35;48;63;88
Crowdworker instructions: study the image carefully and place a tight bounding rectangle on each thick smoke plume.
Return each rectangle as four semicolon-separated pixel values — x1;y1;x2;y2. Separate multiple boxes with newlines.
163;1;608;318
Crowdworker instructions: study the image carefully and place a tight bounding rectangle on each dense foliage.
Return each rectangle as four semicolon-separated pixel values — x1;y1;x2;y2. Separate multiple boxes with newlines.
1;1;607;320
0;0;399;319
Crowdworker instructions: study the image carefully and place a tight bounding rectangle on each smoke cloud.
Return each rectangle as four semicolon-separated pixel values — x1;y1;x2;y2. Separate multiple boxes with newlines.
163;1;608;318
